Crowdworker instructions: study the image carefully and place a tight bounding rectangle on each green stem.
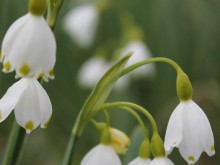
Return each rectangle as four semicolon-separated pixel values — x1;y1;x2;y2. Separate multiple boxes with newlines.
100;102;158;134
61;135;78;165
2;121;26;165
120;57;182;77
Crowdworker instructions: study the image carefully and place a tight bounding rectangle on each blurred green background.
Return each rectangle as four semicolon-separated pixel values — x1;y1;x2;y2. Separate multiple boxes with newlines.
0;0;220;164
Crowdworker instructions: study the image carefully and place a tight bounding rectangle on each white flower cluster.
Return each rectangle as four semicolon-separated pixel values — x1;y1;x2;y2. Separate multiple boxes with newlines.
0;9;56;133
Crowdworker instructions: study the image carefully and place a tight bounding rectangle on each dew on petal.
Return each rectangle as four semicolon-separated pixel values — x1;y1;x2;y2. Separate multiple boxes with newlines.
3;61;11;72
19;63;30;76
25;120;34;134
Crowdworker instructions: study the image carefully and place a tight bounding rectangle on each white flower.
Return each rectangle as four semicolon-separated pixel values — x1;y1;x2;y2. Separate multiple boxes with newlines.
0;78;52;133
128;157;151;165
81;144;121;165
1;13;56;80
63;3;99;48
78;56;110;88
164;100;215;164
149;157;174;165
120;41;155;78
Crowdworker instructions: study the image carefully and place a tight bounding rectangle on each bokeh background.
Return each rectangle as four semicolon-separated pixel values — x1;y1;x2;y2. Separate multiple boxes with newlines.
0;0;220;164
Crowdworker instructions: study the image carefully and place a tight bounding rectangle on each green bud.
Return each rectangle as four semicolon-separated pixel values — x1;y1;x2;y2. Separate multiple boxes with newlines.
176;70;193;101
139;138;151;159
151;133;165;157
29;0;47;16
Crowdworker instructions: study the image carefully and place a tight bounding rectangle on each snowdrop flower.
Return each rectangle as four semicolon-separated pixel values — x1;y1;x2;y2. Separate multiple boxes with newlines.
120;40;155;78
0;78;52;134
78;56;110;88
1;10;56;80
81;144;121;165
149;157;174;165
63;3;99;48
128;157;151;165
164;100;215;164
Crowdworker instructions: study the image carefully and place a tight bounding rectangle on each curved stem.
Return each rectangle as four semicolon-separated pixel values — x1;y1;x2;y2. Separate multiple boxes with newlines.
100;102;158;134
115;106;148;138
2;121;26;165
120;57;182;77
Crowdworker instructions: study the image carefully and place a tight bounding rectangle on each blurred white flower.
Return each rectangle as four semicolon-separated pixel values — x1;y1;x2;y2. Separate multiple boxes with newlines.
164;100;215;164
78;56;110;88
0;78;52;134
63;3;99;48
120;40;155;78
1;13;56;80
128;157;151;165
81;144;121;165
149;157;174;165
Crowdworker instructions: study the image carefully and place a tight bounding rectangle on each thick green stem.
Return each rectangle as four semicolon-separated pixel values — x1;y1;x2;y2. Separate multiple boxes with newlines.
2;121;26;165
100;102;158;134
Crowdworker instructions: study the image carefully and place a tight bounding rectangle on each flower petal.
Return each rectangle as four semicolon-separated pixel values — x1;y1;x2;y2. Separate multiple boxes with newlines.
81;144;121;165
14;78;41;133
149;157;174;165
33;79;52;128
0;78;27;122
164;102;184;154
128;157;151;165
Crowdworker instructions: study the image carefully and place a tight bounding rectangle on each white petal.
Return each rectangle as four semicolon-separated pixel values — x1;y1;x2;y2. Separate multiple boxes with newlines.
164;102;184;154
0;78;27;122
63;4;99;48
178;100;214;164
33;79;52;128
1;14;29;62
14;78;41;133
128;157;151;165
149;157;174;165
78;56;110;88
81;144;121;165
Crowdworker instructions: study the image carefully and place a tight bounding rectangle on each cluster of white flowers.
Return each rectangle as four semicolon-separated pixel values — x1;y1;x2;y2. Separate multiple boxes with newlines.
0;5;56;133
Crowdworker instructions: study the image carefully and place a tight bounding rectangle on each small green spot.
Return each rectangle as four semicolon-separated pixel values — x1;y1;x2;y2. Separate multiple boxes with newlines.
44;117;51;128
188;156;195;162
211;145;215;152
172;141;177;145
0;51;2;60
0;111;2;120
49;68;54;78
19;63;30;76
3;61;11;72
25;120;34;132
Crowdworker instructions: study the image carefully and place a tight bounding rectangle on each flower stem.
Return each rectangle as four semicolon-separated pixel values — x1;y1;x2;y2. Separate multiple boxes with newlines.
120;57;182;77
2;121;26;165
100;102;158;134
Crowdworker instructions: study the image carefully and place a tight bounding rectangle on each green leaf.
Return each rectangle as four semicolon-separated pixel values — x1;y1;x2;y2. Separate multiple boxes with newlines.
73;52;132;136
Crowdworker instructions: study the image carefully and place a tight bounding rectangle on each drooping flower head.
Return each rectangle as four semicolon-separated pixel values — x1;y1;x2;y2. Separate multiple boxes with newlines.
164;100;215;164
81;144;121;165
63;3;99;48
1;0;56;80
0;78;52;133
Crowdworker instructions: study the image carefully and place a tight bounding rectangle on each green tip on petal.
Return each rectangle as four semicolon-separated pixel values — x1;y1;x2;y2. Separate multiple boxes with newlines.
3;61;11;72
43;117;51;128
25;120;34;134
19;63;30;76
188;156;195;162
0;111;2;120
29;0;47;16
211;145;215;153
0;51;2;61
49;68;55;78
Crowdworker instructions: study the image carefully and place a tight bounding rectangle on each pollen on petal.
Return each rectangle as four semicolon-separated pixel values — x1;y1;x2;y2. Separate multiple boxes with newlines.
25;120;34;134
3;61;11;72
19;63;30;76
